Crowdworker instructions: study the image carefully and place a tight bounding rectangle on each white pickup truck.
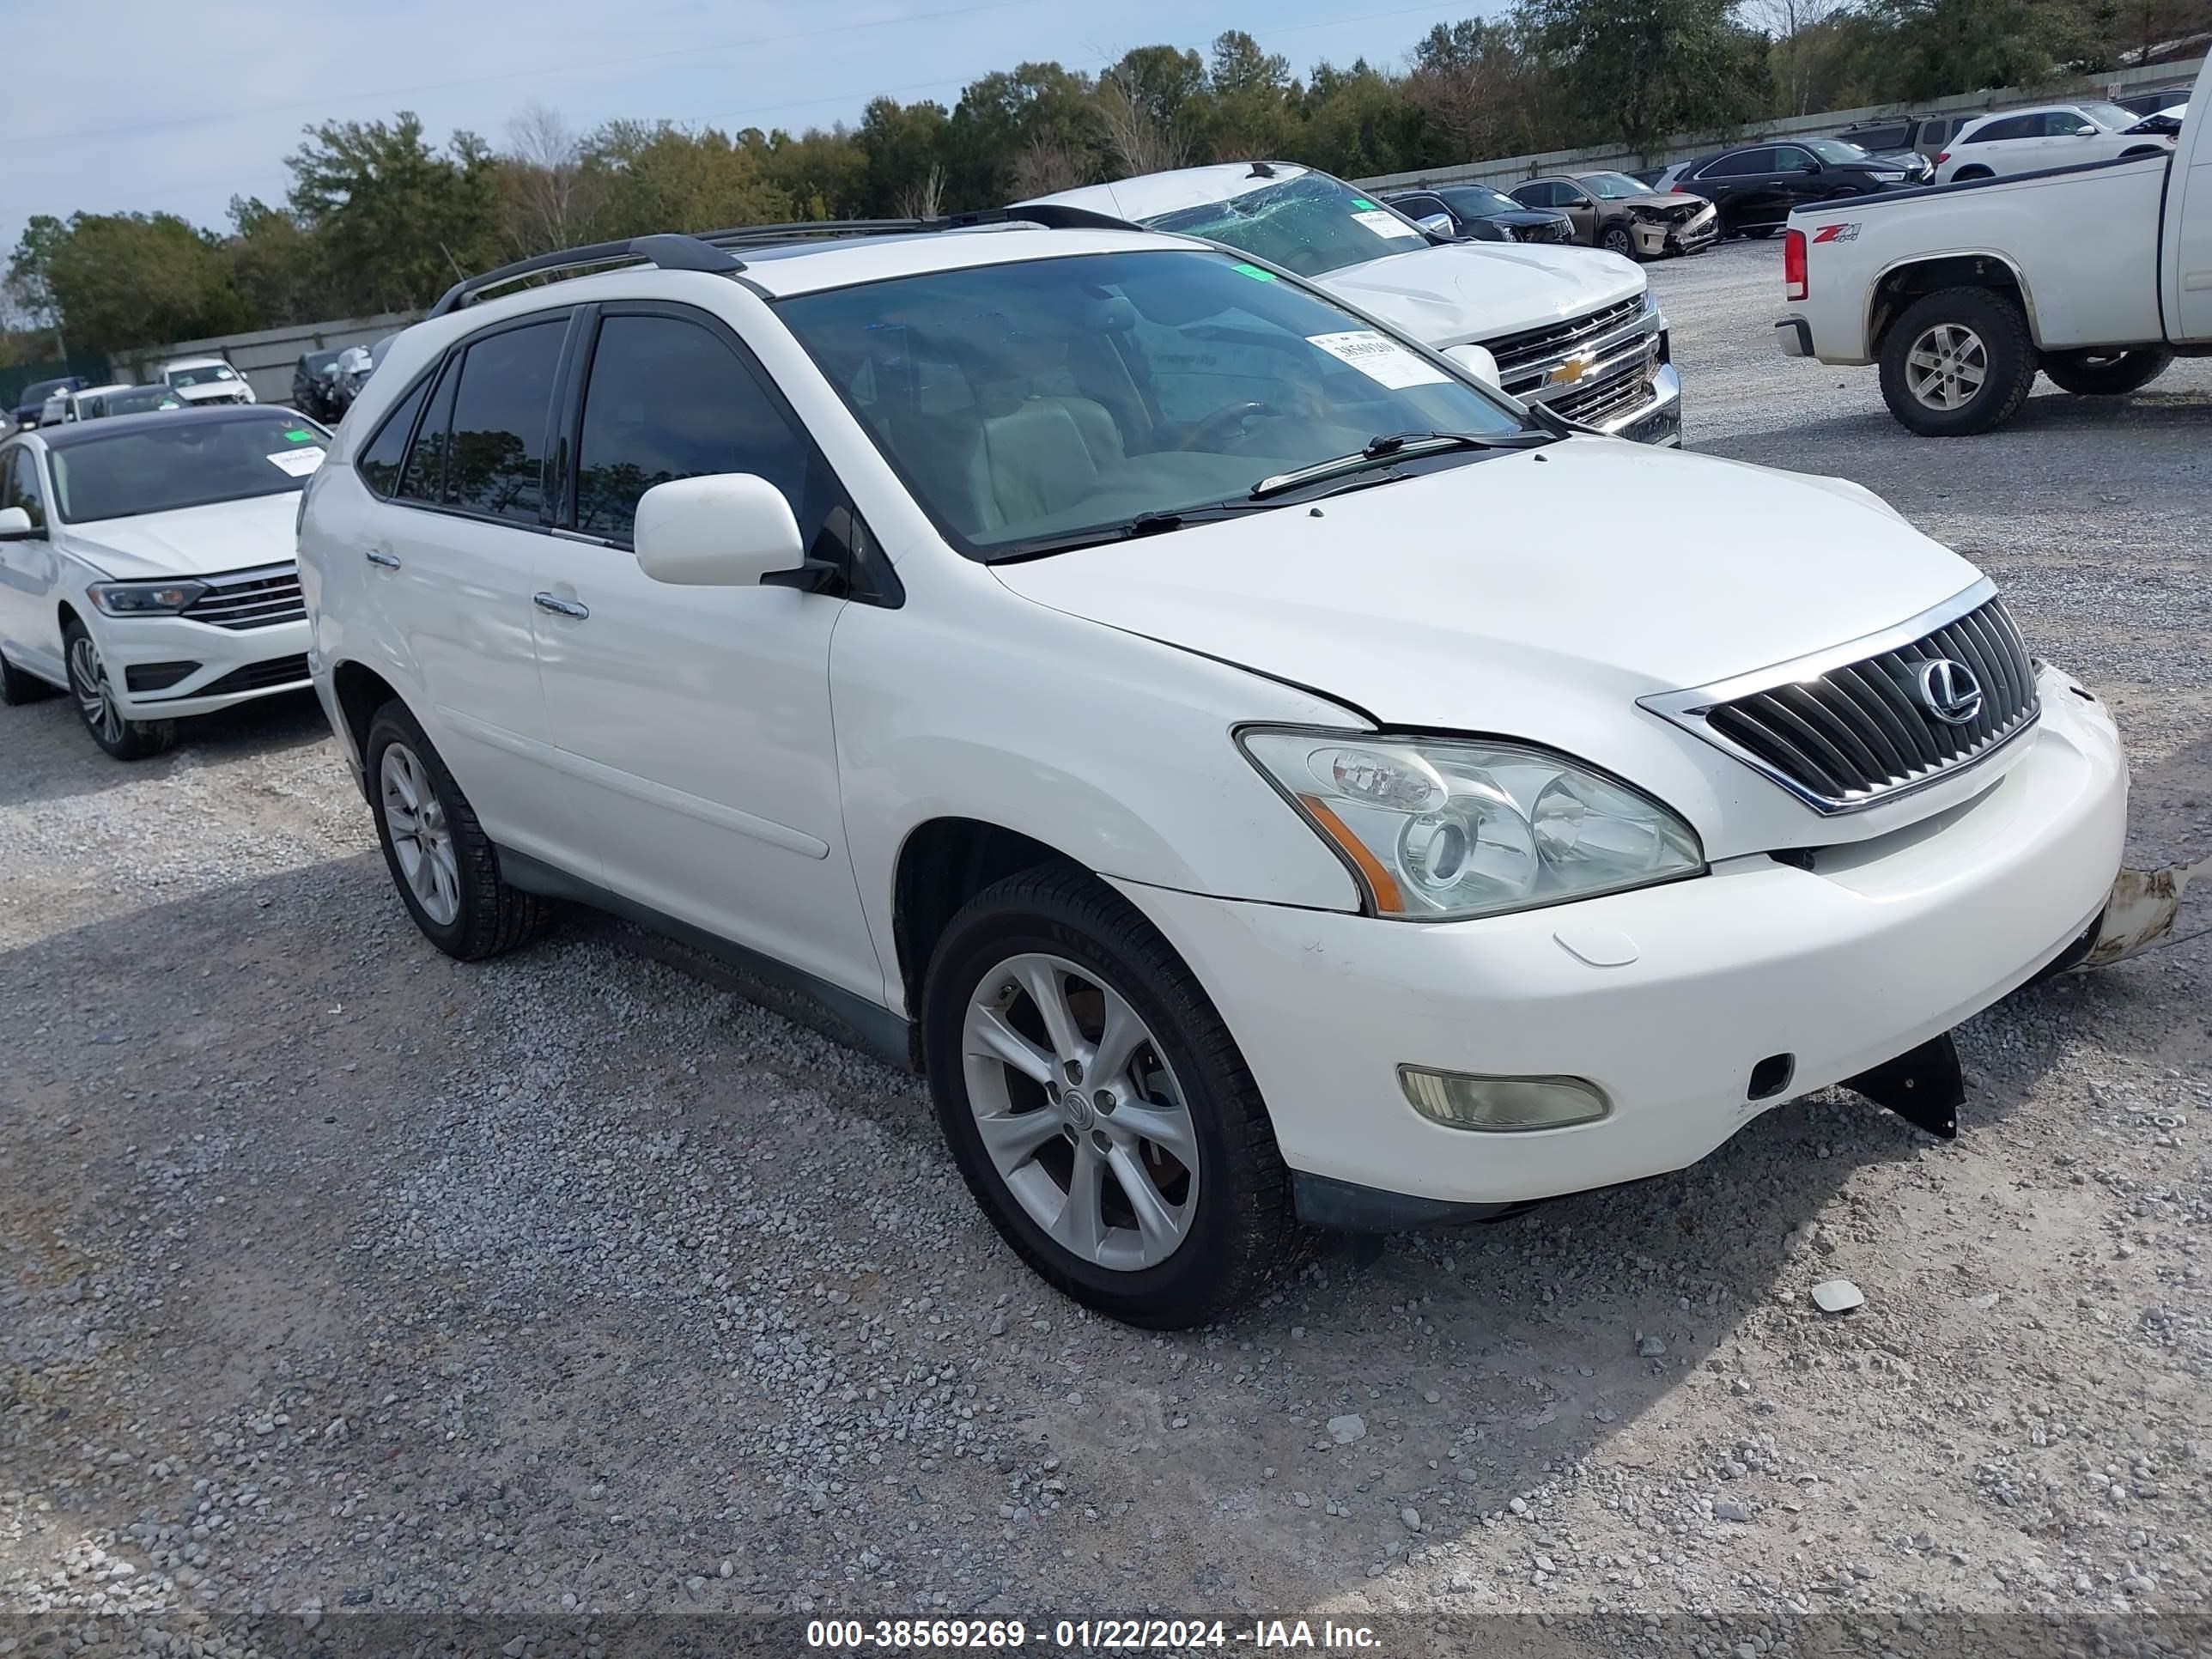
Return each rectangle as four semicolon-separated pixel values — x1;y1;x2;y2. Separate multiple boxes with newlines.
1777;55;2212;434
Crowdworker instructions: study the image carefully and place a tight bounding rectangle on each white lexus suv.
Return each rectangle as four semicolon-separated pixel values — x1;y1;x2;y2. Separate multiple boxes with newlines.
300;215;2128;1328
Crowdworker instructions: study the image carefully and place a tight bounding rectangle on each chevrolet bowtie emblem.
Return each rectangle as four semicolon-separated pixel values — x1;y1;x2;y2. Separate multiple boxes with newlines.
1547;351;1596;386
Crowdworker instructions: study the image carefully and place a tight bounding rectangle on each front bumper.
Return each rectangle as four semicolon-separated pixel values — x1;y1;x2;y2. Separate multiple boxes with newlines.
1114;670;2125;1212
1635;206;1718;257
100;611;313;719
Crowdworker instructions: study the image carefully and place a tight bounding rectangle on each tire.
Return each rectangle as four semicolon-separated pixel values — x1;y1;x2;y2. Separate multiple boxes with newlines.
363;700;545;960
1601;223;1638;259
922;864;1308;1328
1879;286;2039;436
0;649;57;706
2041;346;2174;396
61;618;176;760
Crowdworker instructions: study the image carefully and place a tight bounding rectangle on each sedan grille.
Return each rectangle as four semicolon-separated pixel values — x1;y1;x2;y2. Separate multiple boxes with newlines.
1643;586;2040;813
198;654;311;697
182;565;305;630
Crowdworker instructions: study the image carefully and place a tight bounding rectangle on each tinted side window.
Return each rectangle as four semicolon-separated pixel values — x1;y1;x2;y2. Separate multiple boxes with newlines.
1509;183;1553;207
1851;124;1906;150
1773;147;1816;170
398;356;459;505
1394;194;1442;218
1972;117;2031;143
357;374;432;498
1702;150;1755;178
574;313;811;544
445;319;564;523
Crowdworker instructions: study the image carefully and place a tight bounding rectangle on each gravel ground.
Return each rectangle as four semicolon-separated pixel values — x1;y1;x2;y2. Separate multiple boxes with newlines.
3;240;2209;1656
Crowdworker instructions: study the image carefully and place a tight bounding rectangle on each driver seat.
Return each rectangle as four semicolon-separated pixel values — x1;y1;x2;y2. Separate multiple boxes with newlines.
957;392;1127;534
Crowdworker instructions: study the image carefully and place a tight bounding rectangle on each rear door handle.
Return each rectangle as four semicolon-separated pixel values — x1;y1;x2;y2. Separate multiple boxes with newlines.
365;550;401;569
533;592;589;619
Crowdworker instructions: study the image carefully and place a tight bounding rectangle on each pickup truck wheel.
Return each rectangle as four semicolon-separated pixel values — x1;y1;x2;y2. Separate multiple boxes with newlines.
922;864;1307;1328
364;701;546;960
1880;288;2038;435
2041;346;2174;397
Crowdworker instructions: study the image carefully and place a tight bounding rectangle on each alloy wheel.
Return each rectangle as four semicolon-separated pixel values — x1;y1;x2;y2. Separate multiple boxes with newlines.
67;633;124;748
1904;322;1988;410
380;741;462;926
960;952;1200;1272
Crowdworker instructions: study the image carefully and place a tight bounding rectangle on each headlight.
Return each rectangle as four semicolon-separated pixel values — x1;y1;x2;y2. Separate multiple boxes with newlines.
1240;728;1703;921
87;580;210;616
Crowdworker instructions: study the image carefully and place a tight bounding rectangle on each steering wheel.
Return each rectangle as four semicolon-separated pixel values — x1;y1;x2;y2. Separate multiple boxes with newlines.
1179;400;1279;452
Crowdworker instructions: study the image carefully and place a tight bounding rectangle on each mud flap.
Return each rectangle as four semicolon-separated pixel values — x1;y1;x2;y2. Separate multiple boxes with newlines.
1843;1031;1962;1139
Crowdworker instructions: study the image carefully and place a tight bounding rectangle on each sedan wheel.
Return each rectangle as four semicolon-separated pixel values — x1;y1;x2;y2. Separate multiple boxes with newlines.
62;619;175;760
962;952;1200;1272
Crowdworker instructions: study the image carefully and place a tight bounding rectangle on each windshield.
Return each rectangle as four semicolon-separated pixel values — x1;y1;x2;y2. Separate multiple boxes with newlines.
1806;138;1875;164
1137;172;1431;278
1439;184;1524;217
165;362;238;387
777;249;1529;558
21;378;72;404
2080;101;2139;131
50;414;327;522
1578;173;1650;199
106;387;185;414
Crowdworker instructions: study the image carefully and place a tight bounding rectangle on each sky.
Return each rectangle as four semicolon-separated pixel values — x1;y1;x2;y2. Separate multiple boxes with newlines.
0;0;1468;267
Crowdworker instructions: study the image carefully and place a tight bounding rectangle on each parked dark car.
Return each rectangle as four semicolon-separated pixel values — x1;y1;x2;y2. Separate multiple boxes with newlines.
2112;86;2195;118
1834;113;1974;162
1508;171;1718;258
1382;184;1576;246
290;350;344;422
1669;138;1920;239
11;375;88;429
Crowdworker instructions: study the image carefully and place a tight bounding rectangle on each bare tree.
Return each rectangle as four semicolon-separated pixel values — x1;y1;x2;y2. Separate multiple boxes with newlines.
1094;68;1194;176
1009;137;1090;198
501;101;591;253
894;162;946;220
1739;0;1852;115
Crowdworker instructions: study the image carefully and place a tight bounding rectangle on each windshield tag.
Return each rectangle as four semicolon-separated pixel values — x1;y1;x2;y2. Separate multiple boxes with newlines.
266;448;325;477
1352;209;1422;240
1231;261;1277;281
1306;331;1450;390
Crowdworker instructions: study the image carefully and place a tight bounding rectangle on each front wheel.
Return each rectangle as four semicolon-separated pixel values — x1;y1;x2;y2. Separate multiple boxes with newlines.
2041;346;2174;397
62;619;175;760
1601;224;1638;259
1879;287;2039;435
922;866;1305;1328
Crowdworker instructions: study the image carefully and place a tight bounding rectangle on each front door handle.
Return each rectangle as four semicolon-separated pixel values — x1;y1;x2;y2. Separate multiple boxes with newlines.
365;550;401;569
533;592;589;619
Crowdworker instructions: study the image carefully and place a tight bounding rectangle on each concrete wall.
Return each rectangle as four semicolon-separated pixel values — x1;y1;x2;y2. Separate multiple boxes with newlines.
1354;57;2205;192
109;310;425;406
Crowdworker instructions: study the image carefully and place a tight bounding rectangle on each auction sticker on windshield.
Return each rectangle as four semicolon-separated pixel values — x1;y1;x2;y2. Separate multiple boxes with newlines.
266;447;325;477
1352;209;1422;240
1307;330;1450;389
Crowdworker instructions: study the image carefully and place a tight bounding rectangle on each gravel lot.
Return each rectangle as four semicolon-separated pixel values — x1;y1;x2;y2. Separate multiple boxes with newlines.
3;239;2209;1656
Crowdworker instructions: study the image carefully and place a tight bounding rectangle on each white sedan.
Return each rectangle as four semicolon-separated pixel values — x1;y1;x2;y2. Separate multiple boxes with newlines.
0;405;326;758
1936;101;2176;182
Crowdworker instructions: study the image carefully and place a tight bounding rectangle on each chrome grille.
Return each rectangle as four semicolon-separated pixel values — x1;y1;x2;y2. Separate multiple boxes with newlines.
1549;367;1657;426
181;564;305;630
1483;297;1646;383
1641;584;2040;814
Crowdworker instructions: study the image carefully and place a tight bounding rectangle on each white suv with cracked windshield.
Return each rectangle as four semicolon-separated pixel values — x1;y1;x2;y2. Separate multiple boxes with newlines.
300;216;2128;1328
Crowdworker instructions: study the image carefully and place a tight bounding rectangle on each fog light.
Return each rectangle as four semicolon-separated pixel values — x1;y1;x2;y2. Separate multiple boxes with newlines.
1397;1066;1610;1132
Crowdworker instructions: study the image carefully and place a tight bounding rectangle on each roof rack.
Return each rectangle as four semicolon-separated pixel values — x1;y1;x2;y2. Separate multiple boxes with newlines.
426;204;1144;318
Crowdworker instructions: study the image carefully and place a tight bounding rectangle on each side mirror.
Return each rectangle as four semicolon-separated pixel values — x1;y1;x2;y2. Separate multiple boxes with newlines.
1443;342;1502;387
0;506;39;538
1414;211;1456;238
635;473;808;588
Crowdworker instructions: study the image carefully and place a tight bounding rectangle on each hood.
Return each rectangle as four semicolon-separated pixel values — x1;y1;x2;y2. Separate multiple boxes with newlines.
1317;240;1646;348
989;443;1980;827
59;492;302;581
1607;191;1711;215
172;381;252;404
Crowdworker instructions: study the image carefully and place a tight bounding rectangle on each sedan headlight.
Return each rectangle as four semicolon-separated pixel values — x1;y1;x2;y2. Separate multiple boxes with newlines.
87;579;210;616
1240;728;1703;920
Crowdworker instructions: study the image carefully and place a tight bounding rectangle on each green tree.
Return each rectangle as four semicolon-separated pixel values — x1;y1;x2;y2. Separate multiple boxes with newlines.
1296;61;1426;179
1204;31;1302;161
945;63;1098;204
226;197;336;328
10;212;246;352
856;97;952;216
577;121;793;238
287;113;501;313
1525;0;1771;158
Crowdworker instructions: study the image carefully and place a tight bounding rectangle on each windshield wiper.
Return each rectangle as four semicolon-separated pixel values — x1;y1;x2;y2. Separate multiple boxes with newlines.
1248;429;1552;501
982;502;1257;562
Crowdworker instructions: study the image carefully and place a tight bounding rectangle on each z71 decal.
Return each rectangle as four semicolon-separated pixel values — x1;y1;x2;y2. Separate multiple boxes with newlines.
1811;222;1861;243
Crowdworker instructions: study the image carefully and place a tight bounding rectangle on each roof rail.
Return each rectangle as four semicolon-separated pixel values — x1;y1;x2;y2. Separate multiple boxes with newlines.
426;204;1150;319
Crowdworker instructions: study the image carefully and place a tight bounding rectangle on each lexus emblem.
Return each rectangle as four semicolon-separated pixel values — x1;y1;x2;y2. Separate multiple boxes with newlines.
1912;658;1984;726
